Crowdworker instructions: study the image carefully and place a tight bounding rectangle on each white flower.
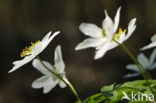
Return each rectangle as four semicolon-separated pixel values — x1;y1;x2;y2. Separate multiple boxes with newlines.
141;34;156;50
9;31;60;73
124;48;156;78
75;7;136;59
32;45;66;94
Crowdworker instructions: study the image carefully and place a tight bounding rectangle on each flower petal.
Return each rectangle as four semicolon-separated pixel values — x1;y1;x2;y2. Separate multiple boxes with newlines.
54;45;65;73
59;81;66;88
9;31;59;73
33;31;60;55
141;35;156;50
32;75;58;94
149;48;156;65
42;31;52;41
102;10;114;40
47;31;60;44
43;80;58;94
32;59;54;75
118;32;126;43
151;34;156;42
94;43;110;60
8;55;35;73
123;73;140;78
137;53;149;68
75;38;107;50
125;18;136;40
151;63;156;70
59;75;67;88
114;7;121;33
126;64;140;72
107;41;118;50
140;42;156;50
32;75;50;88
79;23;102;38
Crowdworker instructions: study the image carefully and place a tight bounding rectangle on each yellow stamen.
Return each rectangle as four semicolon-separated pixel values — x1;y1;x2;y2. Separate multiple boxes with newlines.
114;28;126;40
20;40;40;57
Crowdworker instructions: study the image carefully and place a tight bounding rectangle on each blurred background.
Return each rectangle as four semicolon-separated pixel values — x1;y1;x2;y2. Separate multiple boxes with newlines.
1;0;156;103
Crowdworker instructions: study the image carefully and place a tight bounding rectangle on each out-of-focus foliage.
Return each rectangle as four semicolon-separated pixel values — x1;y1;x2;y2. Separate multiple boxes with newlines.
79;80;156;103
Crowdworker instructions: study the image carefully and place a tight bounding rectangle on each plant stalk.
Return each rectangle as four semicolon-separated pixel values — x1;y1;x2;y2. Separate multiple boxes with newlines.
113;39;153;93
36;56;82;102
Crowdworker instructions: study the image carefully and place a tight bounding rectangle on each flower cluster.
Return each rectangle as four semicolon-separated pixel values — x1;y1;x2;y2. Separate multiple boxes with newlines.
9;31;60;73
124;48;156;78
8;6;156;103
75;7;136;59
9;31;68;94
32;46;67;94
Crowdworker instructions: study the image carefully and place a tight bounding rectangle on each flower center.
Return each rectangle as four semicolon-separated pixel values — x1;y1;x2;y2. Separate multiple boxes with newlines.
20;40;40;57
114;28;126;40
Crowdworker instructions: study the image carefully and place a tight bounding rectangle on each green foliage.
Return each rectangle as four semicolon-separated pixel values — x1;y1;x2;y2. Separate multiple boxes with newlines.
77;80;156;103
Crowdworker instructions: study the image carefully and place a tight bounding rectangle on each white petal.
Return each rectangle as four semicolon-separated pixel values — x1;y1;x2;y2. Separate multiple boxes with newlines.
79;23;103;38
102;10;114;40
126;64;140;72
54;45;65;73
123;73;140;78
32;75;50;88
151;34;156;42
140;42;156;50
59;81;66;88
94;43;110;60
118;32;126;43
42;31;52;41
114;7;121;33
31;42;43;55
59;75;67;88
9;31;59;73
125;18;136;40
141;34;156;50
149;48;156;64
8;55;35;73
137;53;149;68
43;80;58;94
75;38;107;50
33;31;60;55
151;63;156;70
32;59;54;75
47;31;60;44
107;41;118;50
32;75;58;94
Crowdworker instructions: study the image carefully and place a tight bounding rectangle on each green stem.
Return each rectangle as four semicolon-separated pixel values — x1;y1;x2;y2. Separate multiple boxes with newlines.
36;56;82;102
113;39;153;93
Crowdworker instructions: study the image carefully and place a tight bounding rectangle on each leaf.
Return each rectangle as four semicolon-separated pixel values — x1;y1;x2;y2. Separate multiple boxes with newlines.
101;83;115;92
78;80;156;103
79;93;107;103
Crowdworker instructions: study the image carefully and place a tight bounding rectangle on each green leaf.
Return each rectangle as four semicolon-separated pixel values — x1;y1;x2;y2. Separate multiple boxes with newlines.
101;83;115;92
78;80;156;103
80;93;107;103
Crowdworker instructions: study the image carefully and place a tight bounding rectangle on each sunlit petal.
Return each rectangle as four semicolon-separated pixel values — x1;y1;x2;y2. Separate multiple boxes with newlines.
125;18;136;40
102;10;114;40
32;59;54;75
79;23;102;38
54;45;65;73
114;7;121;33
75;38;107;50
